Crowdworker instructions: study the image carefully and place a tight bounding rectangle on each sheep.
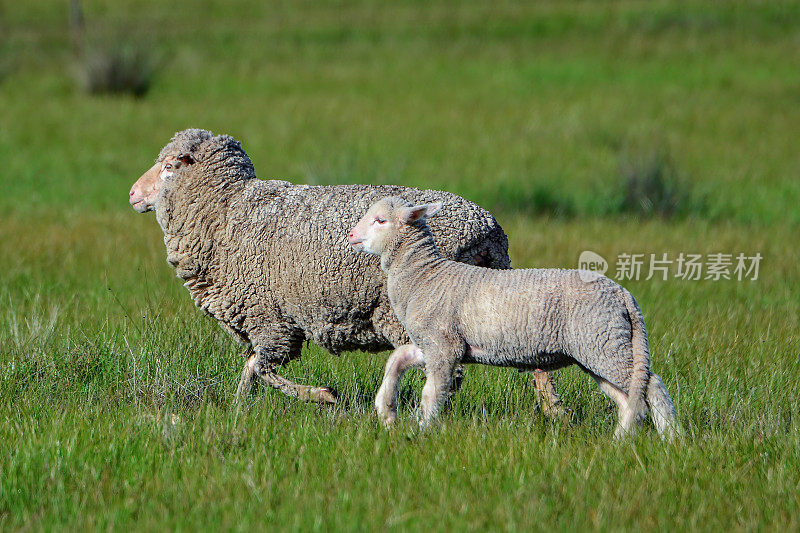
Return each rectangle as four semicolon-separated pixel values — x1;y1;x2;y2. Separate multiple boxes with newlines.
128;128;564;410
348;197;679;439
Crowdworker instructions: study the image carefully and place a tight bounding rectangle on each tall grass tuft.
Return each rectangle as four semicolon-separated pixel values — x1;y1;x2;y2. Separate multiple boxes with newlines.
613;146;700;217
0;32;9;85
491;182;575;217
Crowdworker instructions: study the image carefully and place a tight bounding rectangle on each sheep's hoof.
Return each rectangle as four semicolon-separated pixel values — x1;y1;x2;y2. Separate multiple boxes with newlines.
308;387;337;404
541;401;571;420
256;365;337;404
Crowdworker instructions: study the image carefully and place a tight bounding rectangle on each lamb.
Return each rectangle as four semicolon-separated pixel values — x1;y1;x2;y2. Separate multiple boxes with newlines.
128;128;563;410
348;196;679;438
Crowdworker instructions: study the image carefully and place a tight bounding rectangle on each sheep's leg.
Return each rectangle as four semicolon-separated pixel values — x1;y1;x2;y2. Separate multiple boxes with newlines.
247;328;337;404
238;347;336;404
236;347;334;403
255;363;337;404
646;373;680;440
531;369;568;419
590;374;637;439
419;341;462;428
375;344;425;427
451;364;465;395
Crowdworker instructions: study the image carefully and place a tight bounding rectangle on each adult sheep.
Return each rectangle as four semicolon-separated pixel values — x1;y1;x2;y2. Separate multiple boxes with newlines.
128;128;562;410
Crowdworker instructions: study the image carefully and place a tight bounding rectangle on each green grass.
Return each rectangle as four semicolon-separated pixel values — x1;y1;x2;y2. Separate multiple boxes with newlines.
2;1;799;530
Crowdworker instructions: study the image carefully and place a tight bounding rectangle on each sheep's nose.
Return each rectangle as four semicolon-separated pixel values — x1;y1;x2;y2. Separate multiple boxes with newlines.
348;230;355;241
129;188;135;197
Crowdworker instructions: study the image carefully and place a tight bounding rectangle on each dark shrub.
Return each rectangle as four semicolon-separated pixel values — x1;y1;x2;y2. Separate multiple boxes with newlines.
79;42;154;97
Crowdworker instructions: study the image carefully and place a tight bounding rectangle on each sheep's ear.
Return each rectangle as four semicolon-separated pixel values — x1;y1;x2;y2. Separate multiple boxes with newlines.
399;202;442;224
177;154;195;165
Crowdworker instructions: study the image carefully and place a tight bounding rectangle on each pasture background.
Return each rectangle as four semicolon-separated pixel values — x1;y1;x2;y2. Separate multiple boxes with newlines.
1;1;799;530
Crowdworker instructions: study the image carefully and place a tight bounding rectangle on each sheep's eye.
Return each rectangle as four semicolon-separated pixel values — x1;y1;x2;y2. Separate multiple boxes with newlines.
164;163;173;170
374;218;387;225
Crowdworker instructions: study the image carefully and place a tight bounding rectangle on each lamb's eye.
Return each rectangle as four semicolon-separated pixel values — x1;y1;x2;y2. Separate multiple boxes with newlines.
165;163;173;170
374;218;386;225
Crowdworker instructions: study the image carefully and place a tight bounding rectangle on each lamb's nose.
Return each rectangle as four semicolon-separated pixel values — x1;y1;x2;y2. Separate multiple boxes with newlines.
129;188;135;197
348;230;355;240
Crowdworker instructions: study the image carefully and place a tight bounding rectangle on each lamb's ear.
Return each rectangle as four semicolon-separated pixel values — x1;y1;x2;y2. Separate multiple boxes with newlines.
425;201;443;217
399;202;442;224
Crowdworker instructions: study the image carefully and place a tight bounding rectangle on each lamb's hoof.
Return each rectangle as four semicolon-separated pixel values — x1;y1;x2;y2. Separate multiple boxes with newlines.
309;387;337;404
415;412;435;431
235;394;251;410
542;401;571;421
376;406;397;428
236;382;252;402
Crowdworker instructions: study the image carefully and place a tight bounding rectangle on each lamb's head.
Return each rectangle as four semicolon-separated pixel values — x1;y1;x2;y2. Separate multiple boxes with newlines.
348;196;442;256
129;129;255;213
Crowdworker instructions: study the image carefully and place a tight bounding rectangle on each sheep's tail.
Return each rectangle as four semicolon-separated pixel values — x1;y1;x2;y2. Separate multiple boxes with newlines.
623;289;650;422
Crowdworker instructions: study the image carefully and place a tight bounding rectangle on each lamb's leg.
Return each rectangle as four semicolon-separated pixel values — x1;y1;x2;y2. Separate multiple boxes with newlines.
531;369;567;419
236;348;258;401
375;344;425;427
590;374;637;439
419;341;462;428
378;303;464;396
646;373;680;440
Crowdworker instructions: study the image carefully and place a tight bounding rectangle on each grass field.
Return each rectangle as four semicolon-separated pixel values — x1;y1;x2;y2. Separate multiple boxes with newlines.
2;1;799;530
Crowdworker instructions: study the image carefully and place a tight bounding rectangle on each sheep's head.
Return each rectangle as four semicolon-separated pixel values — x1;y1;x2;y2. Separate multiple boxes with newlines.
129;154;195;212
129;128;254;213
348;196;442;256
